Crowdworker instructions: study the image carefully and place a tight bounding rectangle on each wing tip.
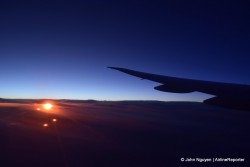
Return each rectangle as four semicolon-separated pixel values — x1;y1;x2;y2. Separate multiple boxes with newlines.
107;66;116;69
107;67;125;71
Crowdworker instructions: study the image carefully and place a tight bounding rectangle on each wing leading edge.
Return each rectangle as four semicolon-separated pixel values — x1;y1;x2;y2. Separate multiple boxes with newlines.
108;67;250;111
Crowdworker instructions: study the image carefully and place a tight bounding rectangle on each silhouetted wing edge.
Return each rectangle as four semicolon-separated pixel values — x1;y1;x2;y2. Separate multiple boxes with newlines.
108;67;250;97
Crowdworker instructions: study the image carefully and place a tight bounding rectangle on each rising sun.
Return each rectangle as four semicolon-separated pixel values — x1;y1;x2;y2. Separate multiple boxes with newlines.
43;103;53;110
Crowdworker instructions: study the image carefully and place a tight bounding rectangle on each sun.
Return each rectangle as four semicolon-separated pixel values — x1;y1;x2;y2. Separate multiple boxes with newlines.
43;103;53;110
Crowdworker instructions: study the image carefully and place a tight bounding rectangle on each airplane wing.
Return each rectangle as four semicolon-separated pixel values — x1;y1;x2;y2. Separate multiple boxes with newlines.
108;67;250;111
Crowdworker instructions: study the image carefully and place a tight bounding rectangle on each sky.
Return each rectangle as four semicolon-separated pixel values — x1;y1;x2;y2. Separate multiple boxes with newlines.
0;0;249;101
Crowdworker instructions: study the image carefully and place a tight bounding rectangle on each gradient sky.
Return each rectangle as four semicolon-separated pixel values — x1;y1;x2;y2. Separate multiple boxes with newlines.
0;0;249;101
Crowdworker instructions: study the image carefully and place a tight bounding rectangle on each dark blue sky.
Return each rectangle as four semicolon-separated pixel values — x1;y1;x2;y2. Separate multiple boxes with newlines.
0;0;249;101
